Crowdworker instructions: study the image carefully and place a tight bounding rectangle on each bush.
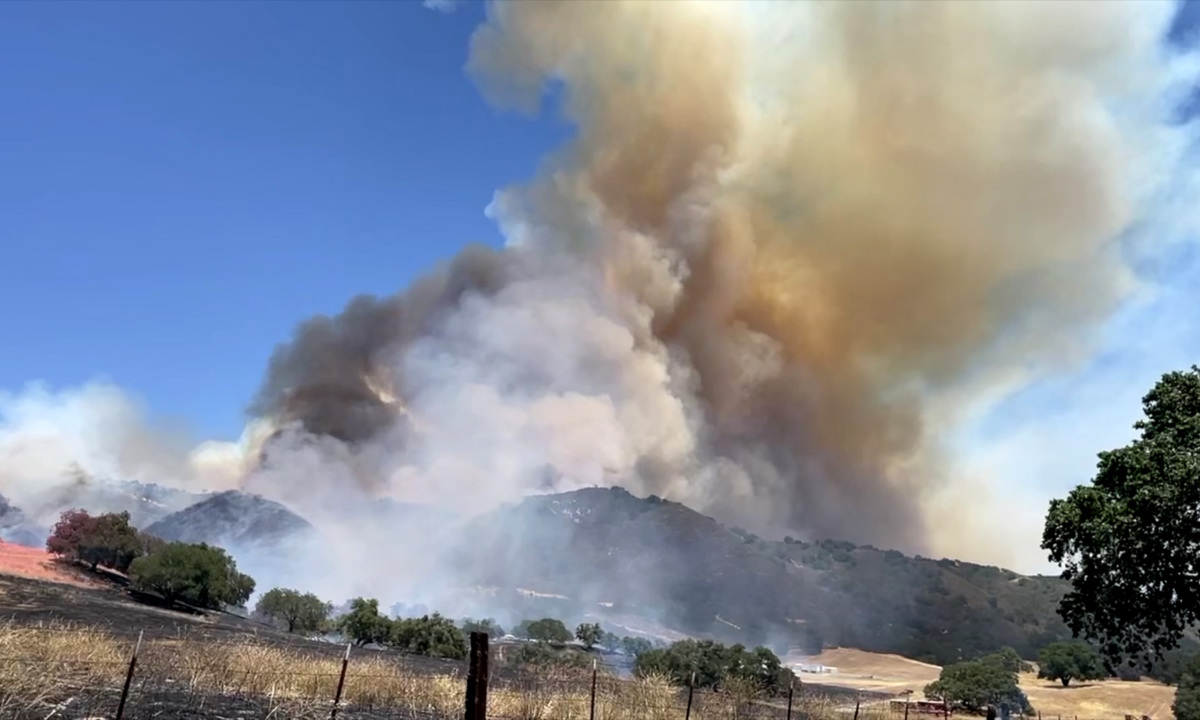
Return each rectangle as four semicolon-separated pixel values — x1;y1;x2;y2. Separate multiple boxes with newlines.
1037;641;1106;687
392;613;466;659
634;639;794;696
128;541;255;609
621;636;654;658
255;588;332;634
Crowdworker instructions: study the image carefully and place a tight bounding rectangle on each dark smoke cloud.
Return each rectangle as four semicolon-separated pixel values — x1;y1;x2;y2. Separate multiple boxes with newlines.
241;0;1189;556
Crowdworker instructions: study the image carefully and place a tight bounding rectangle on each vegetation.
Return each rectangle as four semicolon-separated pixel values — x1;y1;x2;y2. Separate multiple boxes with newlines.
924;657;1032;712
337;597;393;647
515;617;573;644
391;613;467;660
255;588;332;634
1175;655;1200;720
1043;366;1200;664
459;617;504;638
621;636;654;657
46;509;146;572
576;622;602;649
1036;641;1105;687
0;622;865;720
128;541;255;609
634;639;794;696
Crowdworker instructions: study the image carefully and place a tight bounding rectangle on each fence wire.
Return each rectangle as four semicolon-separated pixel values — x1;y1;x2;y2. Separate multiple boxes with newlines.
0;642;887;720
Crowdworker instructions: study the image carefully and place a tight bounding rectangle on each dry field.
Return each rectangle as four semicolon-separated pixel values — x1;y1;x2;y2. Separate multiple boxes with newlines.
790;647;1176;720
0;622;882;720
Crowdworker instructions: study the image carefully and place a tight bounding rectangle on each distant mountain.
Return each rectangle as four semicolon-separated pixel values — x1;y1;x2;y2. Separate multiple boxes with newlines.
145;490;315;549
456;486;1075;666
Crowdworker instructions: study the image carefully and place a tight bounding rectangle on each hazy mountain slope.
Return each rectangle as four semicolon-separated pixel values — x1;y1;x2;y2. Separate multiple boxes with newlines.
461;487;1074;664
145;490;315;548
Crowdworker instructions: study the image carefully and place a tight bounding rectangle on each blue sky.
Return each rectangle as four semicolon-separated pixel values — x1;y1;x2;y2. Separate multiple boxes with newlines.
0;0;570;439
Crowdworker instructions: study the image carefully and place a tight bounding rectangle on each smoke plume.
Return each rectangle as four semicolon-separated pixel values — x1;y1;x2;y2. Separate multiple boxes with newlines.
245;0;1195;554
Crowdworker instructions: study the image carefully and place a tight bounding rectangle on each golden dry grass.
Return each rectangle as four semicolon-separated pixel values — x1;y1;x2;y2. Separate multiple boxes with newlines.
0;623;868;720
790;647;1176;720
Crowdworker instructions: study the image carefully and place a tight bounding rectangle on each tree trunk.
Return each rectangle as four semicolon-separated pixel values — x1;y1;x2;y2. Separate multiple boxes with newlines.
1061;678;1070;687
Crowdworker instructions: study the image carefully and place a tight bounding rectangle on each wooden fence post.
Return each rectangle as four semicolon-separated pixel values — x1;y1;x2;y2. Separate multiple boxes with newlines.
589;658;598;720
785;680;794;720
464;631;489;720
329;643;351;719
684;671;695;720
114;630;143;720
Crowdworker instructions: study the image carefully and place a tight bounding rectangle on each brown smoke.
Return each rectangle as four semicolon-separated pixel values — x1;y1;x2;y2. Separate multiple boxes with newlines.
251;0;1179;553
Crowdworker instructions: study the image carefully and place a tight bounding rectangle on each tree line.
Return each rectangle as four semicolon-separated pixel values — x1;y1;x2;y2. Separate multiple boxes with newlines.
46;508;254;609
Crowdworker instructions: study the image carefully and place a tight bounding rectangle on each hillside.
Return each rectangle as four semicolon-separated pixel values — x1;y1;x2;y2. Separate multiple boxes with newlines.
145;490;315;549
460;487;1073;665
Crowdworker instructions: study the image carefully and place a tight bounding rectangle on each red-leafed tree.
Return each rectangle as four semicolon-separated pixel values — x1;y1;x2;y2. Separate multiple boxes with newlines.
46;509;145;572
46;509;98;564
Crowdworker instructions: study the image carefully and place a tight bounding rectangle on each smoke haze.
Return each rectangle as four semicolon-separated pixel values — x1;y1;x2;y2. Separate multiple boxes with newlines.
3;0;1199;583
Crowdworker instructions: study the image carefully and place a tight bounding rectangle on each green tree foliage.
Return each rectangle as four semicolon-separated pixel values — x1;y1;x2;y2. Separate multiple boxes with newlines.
924;659;1032;712
518;618;572;644
634;639;794;696
128;541;255;609
575;622;603;649
459;617;504;638
46;509;144;572
984;647;1034;674
337;598;392;647
1036;641;1106;687
1174;656;1200;720
621;636;653;658
1043;366;1200;663
507;642;592;669
255;588;332;634
600;631;621;651
392;613;467;660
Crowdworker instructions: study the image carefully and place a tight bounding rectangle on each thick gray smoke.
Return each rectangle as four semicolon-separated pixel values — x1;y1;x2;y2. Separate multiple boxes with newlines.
246;0;1197;554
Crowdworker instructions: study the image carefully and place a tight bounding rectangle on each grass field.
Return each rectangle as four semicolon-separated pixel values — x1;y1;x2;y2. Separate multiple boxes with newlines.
791;647;1176;720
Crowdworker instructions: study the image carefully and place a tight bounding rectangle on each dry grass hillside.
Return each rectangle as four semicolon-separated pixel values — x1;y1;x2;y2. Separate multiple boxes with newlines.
790;647;1176;720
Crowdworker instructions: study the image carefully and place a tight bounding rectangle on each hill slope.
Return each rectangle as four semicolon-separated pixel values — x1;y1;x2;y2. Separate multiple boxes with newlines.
461;486;1072;665
145;490;315;548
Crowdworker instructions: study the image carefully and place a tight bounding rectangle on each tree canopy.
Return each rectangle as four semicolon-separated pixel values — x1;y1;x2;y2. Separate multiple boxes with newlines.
1174;655;1200;720
338;598;393;647
391;613;467;660
575;622;602;649
1042;366;1200;664
255;588;332;634
517;618;573;644
46;509;146;572
128;541;255;609
924;658;1032;713
1036;641;1105;687
460;618;504;638
634;639;794;696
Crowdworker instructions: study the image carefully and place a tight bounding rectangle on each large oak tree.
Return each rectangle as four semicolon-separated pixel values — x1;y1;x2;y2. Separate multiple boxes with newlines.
1042;365;1200;664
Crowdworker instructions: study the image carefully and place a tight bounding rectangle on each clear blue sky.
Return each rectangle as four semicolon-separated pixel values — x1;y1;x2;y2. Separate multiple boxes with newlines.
0;0;572;439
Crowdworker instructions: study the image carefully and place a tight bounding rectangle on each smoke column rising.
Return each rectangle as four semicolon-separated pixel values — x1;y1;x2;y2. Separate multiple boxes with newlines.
248;0;1197;555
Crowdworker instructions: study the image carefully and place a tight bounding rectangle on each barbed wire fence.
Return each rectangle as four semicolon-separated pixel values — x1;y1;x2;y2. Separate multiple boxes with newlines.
0;629;1144;720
